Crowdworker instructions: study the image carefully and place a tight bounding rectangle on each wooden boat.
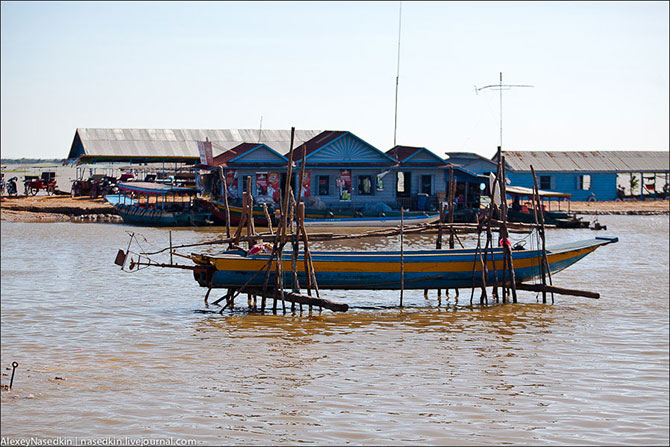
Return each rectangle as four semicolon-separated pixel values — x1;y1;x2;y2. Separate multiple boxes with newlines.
196;198;275;226
503;186;589;229
303;213;440;227
106;182;211;227
190;236;617;290
197;197;440;227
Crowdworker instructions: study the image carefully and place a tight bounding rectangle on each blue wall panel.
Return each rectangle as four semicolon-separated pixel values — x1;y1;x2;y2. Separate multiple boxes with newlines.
506;172;618;201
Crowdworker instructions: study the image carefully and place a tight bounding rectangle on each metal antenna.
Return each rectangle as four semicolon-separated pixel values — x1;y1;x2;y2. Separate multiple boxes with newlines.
258;116;263;143
476;72;533;149
393;1;402;150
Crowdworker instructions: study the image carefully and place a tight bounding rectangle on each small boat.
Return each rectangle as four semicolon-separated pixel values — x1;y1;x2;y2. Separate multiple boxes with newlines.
106;182;211;227
191;236;617;290
197;196;440;227
195;198;275;226
303;213;440;227
503;186;589;229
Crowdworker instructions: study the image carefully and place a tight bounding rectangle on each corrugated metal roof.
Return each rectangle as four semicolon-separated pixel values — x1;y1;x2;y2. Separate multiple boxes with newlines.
499;151;669;173
70;128;323;161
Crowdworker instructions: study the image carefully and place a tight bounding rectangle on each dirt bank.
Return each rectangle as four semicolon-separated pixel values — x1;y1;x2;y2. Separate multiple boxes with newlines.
568;200;669;215
1;195;121;223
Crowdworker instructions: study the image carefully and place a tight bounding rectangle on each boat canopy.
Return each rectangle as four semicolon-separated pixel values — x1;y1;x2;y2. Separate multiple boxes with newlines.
118;182;199;195
506;185;571;199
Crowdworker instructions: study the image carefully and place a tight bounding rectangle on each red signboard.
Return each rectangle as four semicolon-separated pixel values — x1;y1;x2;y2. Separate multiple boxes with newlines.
267;172;281;203
337;169;351;201
300;172;311;198
225;170;238;198
256;173;268;196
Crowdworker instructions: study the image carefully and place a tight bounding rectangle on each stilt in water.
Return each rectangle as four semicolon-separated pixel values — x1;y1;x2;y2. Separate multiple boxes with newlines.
399;207;405;307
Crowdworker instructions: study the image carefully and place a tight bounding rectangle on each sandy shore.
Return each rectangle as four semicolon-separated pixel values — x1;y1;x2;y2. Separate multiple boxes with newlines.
1;194;667;223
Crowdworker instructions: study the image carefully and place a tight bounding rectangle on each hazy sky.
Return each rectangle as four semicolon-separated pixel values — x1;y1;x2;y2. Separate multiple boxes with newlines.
1;1;668;159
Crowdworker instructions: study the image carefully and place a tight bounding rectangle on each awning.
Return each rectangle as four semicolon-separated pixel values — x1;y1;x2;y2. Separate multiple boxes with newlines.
506;185;572;199
118;182;199;195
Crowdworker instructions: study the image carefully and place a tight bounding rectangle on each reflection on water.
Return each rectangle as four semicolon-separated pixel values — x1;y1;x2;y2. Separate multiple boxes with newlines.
1;216;668;445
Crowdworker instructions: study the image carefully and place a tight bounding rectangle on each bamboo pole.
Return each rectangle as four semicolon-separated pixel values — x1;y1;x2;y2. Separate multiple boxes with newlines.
263;203;274;235
448;167;455;249
273;126;297;313
531;165;553;303
499;154;517;303
400;208;406;303
220;167;231;238
246;176;257;249
436;201;445;249
298;203;320;303
530;167;546;303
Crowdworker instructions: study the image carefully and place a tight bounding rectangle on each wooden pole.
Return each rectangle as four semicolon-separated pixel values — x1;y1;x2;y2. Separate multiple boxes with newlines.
448;167;455;249
231;192;249;248
298;202;320;302
220;167;231;238
515;283;599;299
470;214;482;305
400;207;405;307
263;203;274;235
436;201;445;249
169;231;173;265
531;165;553;303
499;154;517;303
530;165;547;303
484;203;500;302
246;176;256;249
273;127;296;312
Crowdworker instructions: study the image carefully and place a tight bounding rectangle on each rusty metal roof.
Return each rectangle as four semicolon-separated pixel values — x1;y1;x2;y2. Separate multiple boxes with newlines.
498;151;669;173
69;128;323;162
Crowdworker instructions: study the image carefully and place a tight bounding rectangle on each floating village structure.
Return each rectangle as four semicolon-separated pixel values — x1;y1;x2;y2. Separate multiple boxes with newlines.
66;128;323;164
492;150;670;201
66;129;668;206
116;128;619;314
195;130;485;215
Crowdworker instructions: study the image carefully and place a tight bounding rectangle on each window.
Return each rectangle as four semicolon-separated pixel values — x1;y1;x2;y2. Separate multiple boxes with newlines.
578;174;591;190
396;172;411;197
539;175;552;190
318;175;330;196
358;175;373;195
421;175;432;194
241;175;250;193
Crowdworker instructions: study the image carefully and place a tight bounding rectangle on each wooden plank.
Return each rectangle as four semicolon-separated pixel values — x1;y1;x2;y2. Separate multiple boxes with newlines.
515;283;600;299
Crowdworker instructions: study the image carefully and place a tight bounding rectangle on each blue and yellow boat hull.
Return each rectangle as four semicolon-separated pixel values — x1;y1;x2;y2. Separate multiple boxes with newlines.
191;237;618;290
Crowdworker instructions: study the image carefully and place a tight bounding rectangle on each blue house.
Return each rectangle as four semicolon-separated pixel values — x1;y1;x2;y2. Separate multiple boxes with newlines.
494;151;670;201
444;152;498;176
387;146;484;210
291;131;399;210
201;142;290;205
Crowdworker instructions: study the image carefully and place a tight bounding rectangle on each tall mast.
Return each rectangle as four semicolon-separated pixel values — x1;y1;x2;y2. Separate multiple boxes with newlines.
393;1;402;150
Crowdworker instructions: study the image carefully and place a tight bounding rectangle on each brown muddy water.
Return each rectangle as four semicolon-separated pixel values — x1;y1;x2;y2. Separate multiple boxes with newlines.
1;215;668;445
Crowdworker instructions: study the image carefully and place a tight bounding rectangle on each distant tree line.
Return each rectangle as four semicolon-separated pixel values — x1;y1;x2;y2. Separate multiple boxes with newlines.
0;158;66;164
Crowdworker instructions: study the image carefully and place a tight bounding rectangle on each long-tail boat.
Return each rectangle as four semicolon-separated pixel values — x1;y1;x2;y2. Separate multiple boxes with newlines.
106;182;211;226
190;236;617;290
303;213;440;227
197;197;440;227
